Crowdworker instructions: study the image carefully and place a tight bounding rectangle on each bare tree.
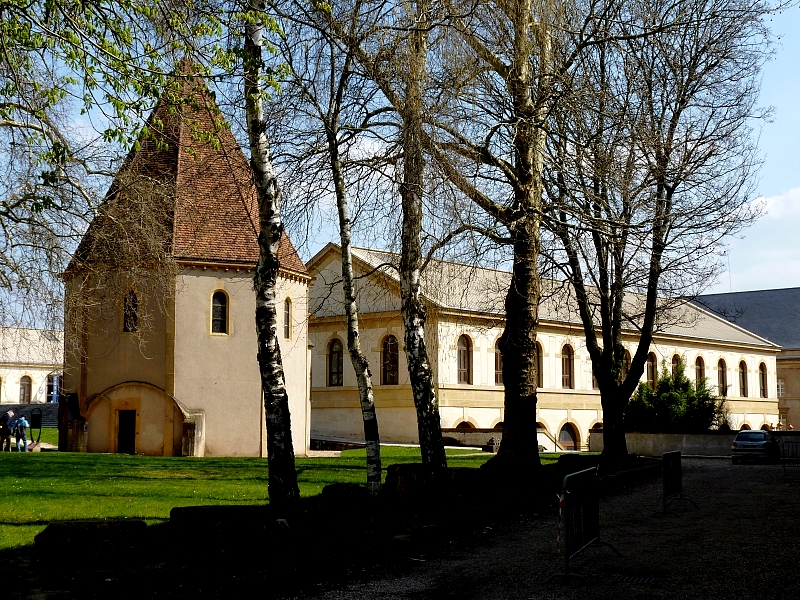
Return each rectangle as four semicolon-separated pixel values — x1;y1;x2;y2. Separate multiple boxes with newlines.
270;2;386;493
313;0;447;469
543;0;771;457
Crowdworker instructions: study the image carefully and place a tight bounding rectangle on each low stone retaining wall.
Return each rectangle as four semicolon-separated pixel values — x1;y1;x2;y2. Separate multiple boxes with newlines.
589;430;800;456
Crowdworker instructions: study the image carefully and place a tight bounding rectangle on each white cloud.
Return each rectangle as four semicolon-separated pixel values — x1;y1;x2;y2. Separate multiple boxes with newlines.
760;187;800;219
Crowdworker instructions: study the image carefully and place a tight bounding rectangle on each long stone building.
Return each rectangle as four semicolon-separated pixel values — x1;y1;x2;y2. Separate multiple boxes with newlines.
308;244;781;450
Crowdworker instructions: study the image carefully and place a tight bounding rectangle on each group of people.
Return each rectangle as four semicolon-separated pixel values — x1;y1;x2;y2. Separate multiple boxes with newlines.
0;411;30;452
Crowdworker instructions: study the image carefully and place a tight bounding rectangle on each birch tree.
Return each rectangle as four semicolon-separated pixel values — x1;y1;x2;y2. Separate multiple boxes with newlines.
244;0;301;510
271;3;384;493
314;0;447;469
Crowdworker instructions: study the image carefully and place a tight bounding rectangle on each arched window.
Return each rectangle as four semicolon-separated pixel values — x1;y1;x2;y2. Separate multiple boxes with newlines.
646;352;657;387
283;298;292;339
561;345;574;389
671;354;680;378
718;359;728;397
695;356;705;382
211;291;228;334
759;363;768;398
620;350;631;383
739;361;748;397
740;423;751;430
535;342;543;388
382;335;399;385
457;335;472;384
123;290;138;333
328;339;344;386
494;339;503;385
19;376;31;404
559;423;579;451
455;421;475;430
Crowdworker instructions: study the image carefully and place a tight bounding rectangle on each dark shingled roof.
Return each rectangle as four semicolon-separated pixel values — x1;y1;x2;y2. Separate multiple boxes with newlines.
71;72;306;275
695;288;800;349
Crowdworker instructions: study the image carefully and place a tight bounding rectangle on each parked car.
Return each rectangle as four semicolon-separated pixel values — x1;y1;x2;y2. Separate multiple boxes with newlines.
731;430;780;464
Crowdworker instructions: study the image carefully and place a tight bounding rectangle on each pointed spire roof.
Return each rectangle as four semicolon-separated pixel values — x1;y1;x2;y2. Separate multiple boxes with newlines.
71;72;307;276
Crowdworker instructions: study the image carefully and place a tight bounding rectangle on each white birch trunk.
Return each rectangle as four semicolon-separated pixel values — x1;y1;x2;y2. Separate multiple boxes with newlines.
245;0;299;512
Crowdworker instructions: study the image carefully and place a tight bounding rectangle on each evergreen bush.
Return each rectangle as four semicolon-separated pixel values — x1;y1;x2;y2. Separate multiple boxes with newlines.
624;358;728;433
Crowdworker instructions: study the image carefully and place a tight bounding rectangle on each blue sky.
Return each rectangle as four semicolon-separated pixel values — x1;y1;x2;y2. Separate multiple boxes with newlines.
708;6;800;293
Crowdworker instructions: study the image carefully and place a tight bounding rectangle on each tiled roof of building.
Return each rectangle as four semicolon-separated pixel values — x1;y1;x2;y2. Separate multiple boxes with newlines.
344;246;776;349
695;288;800;349
72;73;306;275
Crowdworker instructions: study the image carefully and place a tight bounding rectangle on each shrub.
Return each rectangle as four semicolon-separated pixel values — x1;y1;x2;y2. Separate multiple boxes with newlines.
624;358;727;433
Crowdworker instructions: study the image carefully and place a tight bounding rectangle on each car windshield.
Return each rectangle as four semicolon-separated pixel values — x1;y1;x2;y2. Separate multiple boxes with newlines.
736;432;767;441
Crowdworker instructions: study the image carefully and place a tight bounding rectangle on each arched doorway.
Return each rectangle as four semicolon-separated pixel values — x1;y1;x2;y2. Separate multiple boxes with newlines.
559;423;580;451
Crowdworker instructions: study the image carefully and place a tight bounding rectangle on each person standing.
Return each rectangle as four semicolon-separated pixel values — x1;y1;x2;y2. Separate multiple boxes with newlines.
0;411;13;452
14;415;29;453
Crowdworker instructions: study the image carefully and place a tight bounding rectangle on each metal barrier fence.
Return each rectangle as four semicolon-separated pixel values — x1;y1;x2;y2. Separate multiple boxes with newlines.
546;467;621;581
662;451;697;515
782;441;800;474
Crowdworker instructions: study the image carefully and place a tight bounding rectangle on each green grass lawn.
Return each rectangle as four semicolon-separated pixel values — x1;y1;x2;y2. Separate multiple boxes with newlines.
0;446;559;550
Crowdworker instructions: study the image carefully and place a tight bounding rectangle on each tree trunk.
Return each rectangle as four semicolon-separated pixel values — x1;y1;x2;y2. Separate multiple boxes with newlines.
326;123;382;494
495;214;541;465
399;0;446;469
244;0;299;514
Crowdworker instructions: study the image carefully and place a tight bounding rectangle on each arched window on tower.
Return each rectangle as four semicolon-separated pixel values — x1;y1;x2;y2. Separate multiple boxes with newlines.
123;290;138;333
328;339;344;386
284;298;292;339
457;335;472;384
382;335;399;385
211;291;228;334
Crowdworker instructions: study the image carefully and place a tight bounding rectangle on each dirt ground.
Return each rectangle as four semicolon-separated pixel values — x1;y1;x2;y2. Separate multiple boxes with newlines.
304;458;800;600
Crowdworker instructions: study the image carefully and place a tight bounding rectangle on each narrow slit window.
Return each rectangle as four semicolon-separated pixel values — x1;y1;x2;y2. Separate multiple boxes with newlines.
123;290;138;333
211;291;228;334
284;298;291;339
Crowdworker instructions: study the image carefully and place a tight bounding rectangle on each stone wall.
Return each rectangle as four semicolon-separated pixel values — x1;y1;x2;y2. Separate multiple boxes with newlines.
589;430;800;456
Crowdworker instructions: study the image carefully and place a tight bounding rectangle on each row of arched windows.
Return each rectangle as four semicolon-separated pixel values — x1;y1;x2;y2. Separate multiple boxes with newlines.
327;335;401;386
325;333;771;398
646;352;768;398
124;289;295;338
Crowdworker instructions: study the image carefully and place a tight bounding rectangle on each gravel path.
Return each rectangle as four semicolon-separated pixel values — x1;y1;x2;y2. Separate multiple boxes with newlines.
307;459;800;599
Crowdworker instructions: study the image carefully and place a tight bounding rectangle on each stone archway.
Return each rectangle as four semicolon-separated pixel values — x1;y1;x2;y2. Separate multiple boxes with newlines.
558;423;580;451
85;382;203;456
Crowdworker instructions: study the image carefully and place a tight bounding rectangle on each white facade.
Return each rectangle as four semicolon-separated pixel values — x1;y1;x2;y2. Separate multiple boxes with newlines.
0;328;62;405
308;244;781;450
